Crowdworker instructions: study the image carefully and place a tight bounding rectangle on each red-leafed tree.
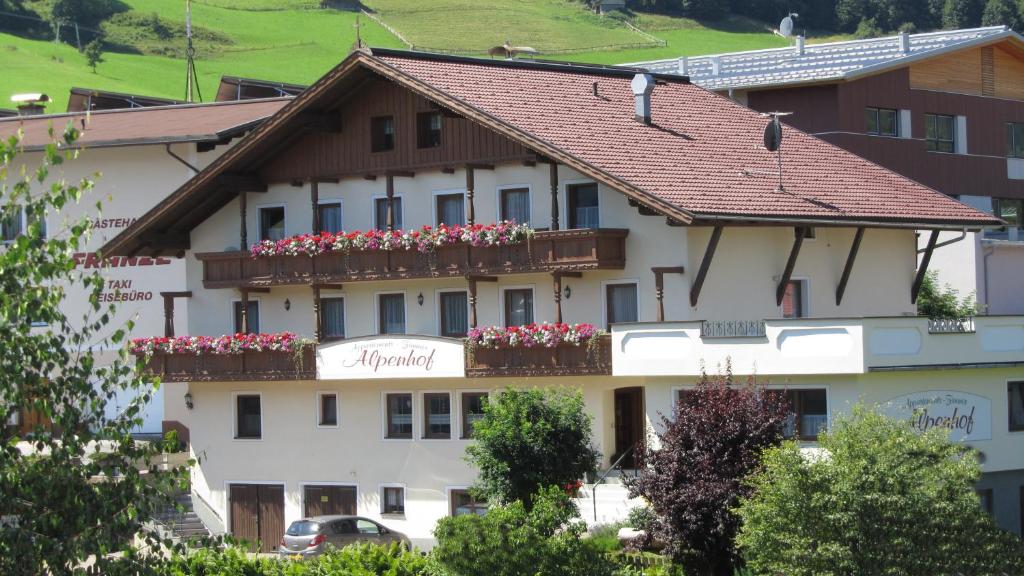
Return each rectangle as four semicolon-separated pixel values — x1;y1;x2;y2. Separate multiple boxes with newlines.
626;363;791;576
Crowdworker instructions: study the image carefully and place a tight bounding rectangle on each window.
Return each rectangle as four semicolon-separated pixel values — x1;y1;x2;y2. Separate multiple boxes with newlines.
461;392;487;439
320;297;345;340
439;291;468;338
423;392;452;439
500;187;531;225
7;410;20;426
317;201;342;233
436;192;466;226
1;210;22;243
235;394;262;439
374;197;403;230
382;487;405;514
371;116;395;152
784;389;827;440
385;393;413;439
567;183;599;229
318;392;338;427
993;198;1022;240
977;489;994;515
450;489;487;516
925;114;955;153
606;283;638;328
1009;381;1024;432
378;293;406;334
417;111;442;148
503;288;534;327
781;280;806;319
258;206;286;241
1007;122;1024;158
232;300;260;334
865;107;898;136
675;388;696;405
356;519;381;534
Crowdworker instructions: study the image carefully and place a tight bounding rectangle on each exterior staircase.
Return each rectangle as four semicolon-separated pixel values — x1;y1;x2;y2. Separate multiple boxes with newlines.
575;469;645;527
154;493;211;542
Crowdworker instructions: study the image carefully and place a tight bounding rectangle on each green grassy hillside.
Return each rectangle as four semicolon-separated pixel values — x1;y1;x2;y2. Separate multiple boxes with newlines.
0;1;827;113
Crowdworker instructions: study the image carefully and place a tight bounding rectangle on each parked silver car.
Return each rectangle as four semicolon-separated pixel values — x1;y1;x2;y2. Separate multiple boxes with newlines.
279;515;409;558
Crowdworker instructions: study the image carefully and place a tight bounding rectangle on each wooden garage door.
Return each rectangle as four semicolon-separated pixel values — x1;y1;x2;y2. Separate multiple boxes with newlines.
304;485;357;517
229;484;284;553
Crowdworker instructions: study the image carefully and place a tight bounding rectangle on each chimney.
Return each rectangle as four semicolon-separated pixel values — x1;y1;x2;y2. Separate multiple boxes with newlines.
898;31;910;54
631;73;655;124
795;35;805;56
11;93;49;116
711;56;722;76
677;56;688;76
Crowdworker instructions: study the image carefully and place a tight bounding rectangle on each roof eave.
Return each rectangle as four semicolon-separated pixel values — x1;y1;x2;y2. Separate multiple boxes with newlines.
690;211;1002;231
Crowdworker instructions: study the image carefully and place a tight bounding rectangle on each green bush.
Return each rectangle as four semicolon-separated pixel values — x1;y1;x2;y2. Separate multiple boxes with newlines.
159;542;429;576
735;407;1024;575
916;270;978;319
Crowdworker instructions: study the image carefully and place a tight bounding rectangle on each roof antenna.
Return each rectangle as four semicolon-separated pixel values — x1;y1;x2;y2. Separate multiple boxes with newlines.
184;0;202;103
762;112;792;191
355;14;363;49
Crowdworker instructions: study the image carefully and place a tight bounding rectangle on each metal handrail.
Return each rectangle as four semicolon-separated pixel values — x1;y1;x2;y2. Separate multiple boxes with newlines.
591;443;637;522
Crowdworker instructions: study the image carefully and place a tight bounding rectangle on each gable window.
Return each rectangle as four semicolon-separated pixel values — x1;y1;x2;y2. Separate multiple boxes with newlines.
417;111;442;148
385;393;413;439
567;183;599;229
258;206;286;241
371;116;395;152
233;300;260;334
925;114;955;153
605;283;638;328
382;486;405;514
235;394;262;439
784;389;827;440
1009;381;1024;432
439;291;469;338
865;107;898;136
500;187;531;225
504;288;534;327
781;280;807;319
423;392;452;439
320;297;345;340
461;392;487;439
374;197;403;231
317;201;343;233
378;293;406;334
436;192;466;226
318;392;338;427
450;489;487;516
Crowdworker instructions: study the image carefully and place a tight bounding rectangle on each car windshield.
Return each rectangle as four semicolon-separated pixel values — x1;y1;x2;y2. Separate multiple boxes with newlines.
286;521;321;536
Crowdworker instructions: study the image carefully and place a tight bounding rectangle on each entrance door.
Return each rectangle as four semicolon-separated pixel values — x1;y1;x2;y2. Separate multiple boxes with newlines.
304;485;357;517
613;387;644;469
230;483;285;553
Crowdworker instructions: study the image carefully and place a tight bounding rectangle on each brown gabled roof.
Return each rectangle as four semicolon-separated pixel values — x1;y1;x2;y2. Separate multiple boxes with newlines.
100;48;1000;257
0;98;290;151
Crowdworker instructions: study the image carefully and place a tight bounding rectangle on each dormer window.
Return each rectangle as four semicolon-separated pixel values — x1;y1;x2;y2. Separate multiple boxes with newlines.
417;112;442;148
371;116;395;152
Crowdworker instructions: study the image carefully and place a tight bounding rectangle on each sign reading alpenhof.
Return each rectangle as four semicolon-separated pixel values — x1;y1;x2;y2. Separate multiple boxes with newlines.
316;335;466;379
881;391;992;442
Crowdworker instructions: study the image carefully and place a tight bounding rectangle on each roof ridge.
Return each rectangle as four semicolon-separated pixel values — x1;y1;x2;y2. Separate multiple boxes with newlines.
0;96;293;124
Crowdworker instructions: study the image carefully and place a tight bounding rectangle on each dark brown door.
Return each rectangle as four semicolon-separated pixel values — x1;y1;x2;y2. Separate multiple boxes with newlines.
304;485;357;518
230;484;285;553
613;387;644;469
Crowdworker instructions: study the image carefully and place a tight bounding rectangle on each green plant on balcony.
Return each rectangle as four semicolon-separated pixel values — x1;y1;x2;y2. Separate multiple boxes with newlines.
916;270;979;319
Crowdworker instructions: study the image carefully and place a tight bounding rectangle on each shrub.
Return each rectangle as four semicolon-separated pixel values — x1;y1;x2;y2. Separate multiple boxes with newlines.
916;270;978;319
735;407;1024;575
159;542;429;575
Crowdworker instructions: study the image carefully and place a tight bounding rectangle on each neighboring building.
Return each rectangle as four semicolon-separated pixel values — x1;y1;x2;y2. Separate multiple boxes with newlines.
0;98;289;434
101;48;1024;547
66;87;181;112
630;26;1024;314
215;76;308;102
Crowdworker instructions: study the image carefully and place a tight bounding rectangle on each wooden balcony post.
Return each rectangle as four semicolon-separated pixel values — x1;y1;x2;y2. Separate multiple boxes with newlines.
386;175;395;231
313;284;322;342
465;166;475;226
549;162;560;231
468;276;478;328
651;267;684;322
553;273;563;323
239;191;248;249
311;181;320;235
159;291;193;337
240;288;249;334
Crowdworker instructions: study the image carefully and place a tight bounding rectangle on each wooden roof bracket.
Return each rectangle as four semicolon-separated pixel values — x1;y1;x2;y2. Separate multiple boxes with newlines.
835;227;865;306
689;225;723;307
911;230;940;304
775;226;806;306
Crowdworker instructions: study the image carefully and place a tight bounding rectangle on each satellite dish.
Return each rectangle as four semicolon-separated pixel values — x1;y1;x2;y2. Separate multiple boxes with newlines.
778;13;797;38
764;117;782;152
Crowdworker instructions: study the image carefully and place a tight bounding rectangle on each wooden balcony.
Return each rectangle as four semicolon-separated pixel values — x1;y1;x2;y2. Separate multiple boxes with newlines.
140;347;316;382
196;228;628;288
465;334;612;377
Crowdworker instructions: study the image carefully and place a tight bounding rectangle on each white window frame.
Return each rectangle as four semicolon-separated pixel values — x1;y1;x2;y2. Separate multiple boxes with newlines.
230;297;261;334
256;203;287;242
456;389;490;441
316;197;344;233
432;188;467;226
446;485;487;517
319;291;347;340
223;480;286;533
374;291;408;335
0;208;40;245
7;410;20;426
496;184;533;225
381;390;416;442
779;277;810;319
420;389;454;441
562;179;601;229
601;278;641;328
298;481;359;518
316;390;340;429
371;194;405;230
231;391;264;442
379;483;407;516
499;284;537;327
435;288;470;338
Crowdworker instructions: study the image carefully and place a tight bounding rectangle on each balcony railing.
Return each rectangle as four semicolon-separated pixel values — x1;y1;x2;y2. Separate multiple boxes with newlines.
196;228;628;288
927;317;976;334
465;334;612;377
700;320;767;339
141;347;316;382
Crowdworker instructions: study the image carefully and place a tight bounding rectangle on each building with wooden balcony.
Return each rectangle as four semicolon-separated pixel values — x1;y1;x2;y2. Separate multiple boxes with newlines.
101;48;1023;548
